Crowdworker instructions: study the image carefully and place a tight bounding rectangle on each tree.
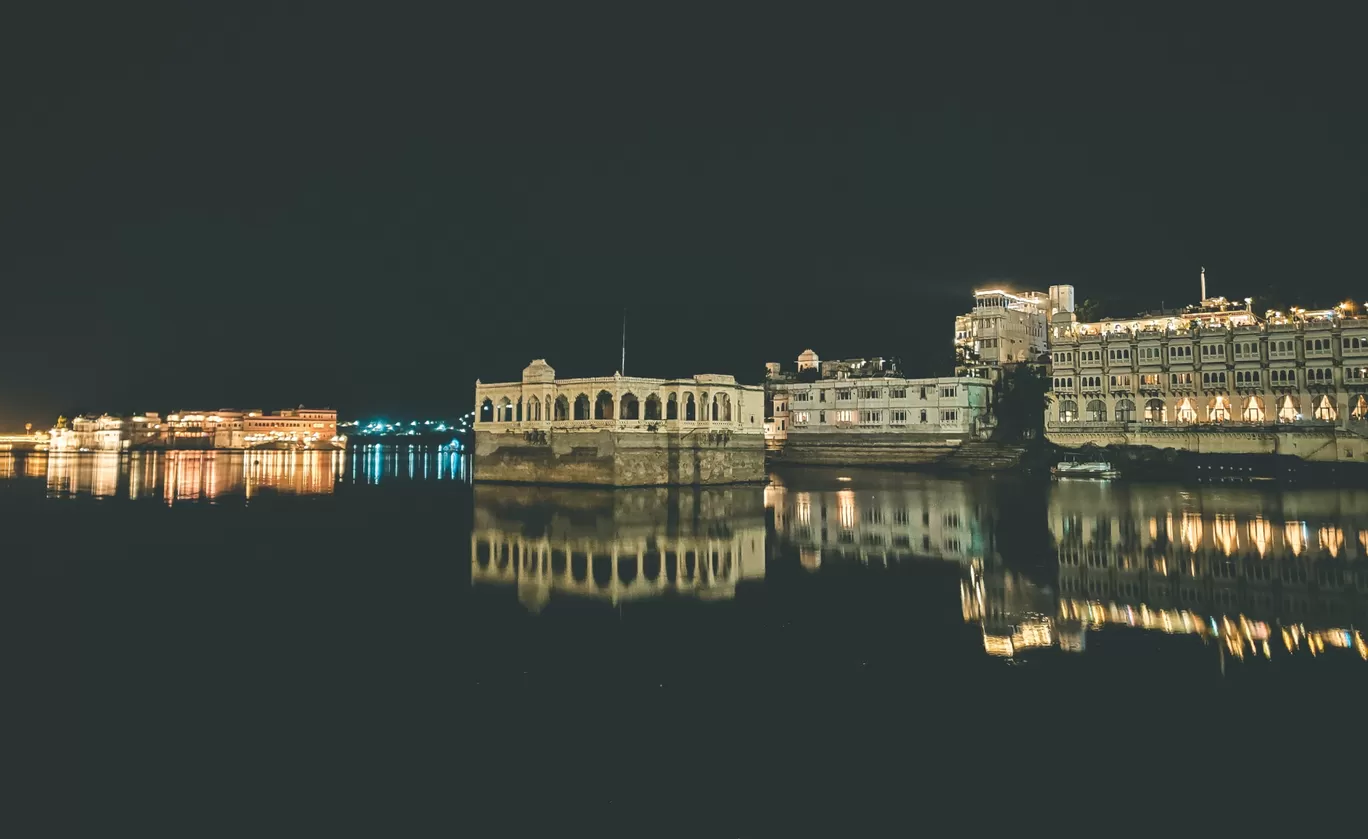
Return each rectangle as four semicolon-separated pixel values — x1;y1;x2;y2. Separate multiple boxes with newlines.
1074;298;1104;323
991;365;1049;442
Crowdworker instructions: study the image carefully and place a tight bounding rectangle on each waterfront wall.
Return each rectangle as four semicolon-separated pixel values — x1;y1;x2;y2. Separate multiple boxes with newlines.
473;427;766;486
769;433;1024;471
1046;424;1367;463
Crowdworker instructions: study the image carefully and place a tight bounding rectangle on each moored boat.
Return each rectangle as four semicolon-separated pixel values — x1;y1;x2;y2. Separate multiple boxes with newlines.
1051;455;1119;479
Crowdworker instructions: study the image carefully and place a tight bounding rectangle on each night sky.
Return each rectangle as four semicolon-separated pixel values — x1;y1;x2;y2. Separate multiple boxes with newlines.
4;4;1365;428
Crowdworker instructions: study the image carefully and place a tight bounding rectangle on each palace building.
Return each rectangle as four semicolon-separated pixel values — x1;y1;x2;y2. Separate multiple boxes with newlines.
1046;274;1368;461
472;359;765;486
954;286;1071;379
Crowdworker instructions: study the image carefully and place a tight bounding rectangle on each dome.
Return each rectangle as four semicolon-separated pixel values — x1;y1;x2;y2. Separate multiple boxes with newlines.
521;359;556;383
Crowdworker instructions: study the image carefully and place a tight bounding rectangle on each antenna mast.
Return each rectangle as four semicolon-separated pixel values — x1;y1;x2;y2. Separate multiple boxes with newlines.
621;308;627;375
1200;266;1207;302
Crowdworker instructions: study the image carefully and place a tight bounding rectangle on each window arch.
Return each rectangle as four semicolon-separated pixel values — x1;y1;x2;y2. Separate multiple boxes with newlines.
527;396;540;421
1086;400;1106;422
1208;395;1232;423
685;393;696;421
645;393;662;420
498;397;513;422
1242;396;1265;423
573;393;591;420
1114;399;1136;423
555;395;570;421
620;392;639;420
1314;394;1337;421
711;395;720;421
720;393;732;421
544;396;551;421
1058;400;1078;423
1143;399;1166;423
1277;394;1299;422
480;398;494;423
1176;397;1197;423
1352;395;1368;420
666;393;678;420
594;391;615;420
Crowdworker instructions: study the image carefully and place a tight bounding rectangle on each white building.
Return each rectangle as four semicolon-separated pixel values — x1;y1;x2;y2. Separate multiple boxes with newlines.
955;286;1071;379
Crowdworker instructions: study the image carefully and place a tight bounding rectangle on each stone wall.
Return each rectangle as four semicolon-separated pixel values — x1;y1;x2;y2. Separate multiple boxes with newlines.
1047;425;1367;463
474;428;766;486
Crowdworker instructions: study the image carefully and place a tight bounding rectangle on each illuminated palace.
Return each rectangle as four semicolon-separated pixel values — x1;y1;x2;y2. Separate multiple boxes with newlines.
1046;271;1368;461
763;349;994;466
953;286;1072;379
470;483;766;612
473;360;765;486
48;408;340;451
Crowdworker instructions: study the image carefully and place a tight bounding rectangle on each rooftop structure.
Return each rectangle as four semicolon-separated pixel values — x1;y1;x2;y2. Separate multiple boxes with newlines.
955;285;1068;379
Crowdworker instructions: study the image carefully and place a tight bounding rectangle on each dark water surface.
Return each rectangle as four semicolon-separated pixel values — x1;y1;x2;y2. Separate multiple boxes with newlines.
9;449;1365;832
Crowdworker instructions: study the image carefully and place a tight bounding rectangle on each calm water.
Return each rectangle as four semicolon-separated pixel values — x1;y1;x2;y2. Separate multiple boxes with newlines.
10;448;1364;830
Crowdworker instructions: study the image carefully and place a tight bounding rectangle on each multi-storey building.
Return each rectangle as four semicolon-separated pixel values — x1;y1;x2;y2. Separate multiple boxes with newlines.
955;286;1069;378
764;349;994;464
1047;290;1368;460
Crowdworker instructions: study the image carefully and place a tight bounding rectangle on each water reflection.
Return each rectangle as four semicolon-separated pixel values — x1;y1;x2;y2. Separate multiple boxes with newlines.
471;484;766;612
349;444;469;484
767;470;1368;666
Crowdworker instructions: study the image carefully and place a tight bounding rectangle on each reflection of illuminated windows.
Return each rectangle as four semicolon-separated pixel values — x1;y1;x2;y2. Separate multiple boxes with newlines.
1319;526;1343;557
1285;522;1307;556
795;493;811;527
1181;512;1203;552
1213;515;1239;556
1248;517;1272;556
837;489;855;530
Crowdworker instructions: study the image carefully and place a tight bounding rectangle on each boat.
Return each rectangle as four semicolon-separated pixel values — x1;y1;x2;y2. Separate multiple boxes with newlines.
1051;454;1119;479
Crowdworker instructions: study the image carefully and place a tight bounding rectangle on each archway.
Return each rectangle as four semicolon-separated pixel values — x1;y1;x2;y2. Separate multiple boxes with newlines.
666;393;678;420
711;395;720;421
527;397;539;421
720;393;732;421
1176;397;1197;423
1208;395;1232;423
543;396;551;421
645;393;662;420
515;398;523;422
594;391;615;420
555;395;570;421
1057;400;1078;423
1277;395;1299;422
1086;400;1106;422
479;398;494;423
685;393;696;421
1114;398;1136;423
1242;395;1265;423
573;394;591;420
620;392;639;420
1143;399;1166;423
498;397;513;422
1353;395;1368;420
1314;394;1337;421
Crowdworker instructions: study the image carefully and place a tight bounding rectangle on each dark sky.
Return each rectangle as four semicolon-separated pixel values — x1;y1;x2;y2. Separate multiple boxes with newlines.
3;4;1365;428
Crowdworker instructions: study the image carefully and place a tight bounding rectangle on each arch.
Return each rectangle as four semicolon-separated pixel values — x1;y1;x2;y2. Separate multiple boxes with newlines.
1314;394;1337;421
1242;395;1265;423
527;396;540;421
479;398;494;423
1057;400;1078;423
515;397;523;422
711;395;720;421
620;392;639;420
573;393;591;420
1114;398;1136;423
1143;399;1166;423
497;396;513;422
720;393;732;421
1176;397;1197;423
594;390;615;420
1085;400;1106;422
544;396;551;421
555;395;570;421
1208;395;1232;423
666;393;678;420
645;393;662;420
1277;394;1299;422
1352;394;1368;420
685;393;696;421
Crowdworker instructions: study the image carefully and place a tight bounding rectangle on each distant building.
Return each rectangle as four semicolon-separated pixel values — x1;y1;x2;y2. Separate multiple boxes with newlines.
954;286;1072;379
51;408;338;451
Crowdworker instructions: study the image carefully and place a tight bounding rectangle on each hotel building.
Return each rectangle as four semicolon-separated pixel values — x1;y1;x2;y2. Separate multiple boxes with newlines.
764;349;994;464
954;286;1070;379
50;408;339;451
1046;280;1368;461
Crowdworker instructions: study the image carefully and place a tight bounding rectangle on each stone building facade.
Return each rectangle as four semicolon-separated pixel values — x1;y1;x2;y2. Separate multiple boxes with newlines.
473;360;765;486
954;287;1067;379
1046;295;1368;461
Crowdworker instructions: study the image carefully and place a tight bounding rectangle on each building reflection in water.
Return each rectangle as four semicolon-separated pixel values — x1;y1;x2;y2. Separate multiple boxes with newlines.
38;451;347;502
768;469;1367;665
349;445;468;485
471;484;766;613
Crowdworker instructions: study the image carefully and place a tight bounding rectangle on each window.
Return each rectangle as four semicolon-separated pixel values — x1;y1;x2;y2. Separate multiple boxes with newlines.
1109;374;1132;389
1343;336;1367;352
1270;368;1296;386
1139;346;1163;362
1201;371;1228;387
940;410;958;423
1052;376;1075;391
1080;375;1102;390
919;410;927;423
1308;366;1333;384
793;411;809;425
1269;339;1296;359
1235;370;1260;386
1057;400;1078;423
1306;337;1332;356
1053;351;1074;364
1080;349;1102;363
795;391;809;402
860;411;882;424
890;410;908;424
836;410;854;423
1139;373;1162;388
940;386;957;398
1168;345;1193;361
818;410;827;423
1171;372;1194;388
819;390;827;402
1234;341;1260;359
858;387;880;399
1200;344;1227;359
1107;348;1131;362
836;388;853;400
889;388;907;399
919;387;929;400
1347;367;1368;382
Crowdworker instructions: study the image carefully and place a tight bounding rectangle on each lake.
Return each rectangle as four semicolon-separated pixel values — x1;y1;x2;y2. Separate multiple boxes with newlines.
9;448;1364;831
